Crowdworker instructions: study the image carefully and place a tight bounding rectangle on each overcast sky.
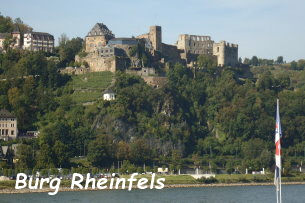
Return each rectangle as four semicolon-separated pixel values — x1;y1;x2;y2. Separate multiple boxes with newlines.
1;0;305;61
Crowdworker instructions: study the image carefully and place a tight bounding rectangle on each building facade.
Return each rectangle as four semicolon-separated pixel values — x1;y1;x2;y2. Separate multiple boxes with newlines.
103;89;115;101
23;32;54;52
0;109;18;141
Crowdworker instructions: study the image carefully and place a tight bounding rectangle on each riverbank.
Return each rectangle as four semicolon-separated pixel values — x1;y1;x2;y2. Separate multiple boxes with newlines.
1;181;305;194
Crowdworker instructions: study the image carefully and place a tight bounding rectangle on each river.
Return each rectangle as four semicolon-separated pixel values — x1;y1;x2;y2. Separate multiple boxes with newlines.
1;184;305;203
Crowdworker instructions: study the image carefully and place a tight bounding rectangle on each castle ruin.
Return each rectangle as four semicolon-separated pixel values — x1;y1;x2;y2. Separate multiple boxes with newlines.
73;23;239;75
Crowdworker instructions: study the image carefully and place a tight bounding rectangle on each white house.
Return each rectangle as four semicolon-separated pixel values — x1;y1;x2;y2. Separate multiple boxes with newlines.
103;89;115;101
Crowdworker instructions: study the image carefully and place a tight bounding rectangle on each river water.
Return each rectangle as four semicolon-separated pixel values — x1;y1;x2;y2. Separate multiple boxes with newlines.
1;184;305;203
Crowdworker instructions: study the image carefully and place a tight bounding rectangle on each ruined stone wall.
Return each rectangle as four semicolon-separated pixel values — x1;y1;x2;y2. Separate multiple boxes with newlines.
161;43;184;64
60;67;89;75
136;26;162;53
142;76;167;88
177;34;214;56
76;53;118;72
137;33;149;40
213;41;238;67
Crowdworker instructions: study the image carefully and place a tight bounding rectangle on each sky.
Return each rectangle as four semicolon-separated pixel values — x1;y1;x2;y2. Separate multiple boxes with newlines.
1;0;305;62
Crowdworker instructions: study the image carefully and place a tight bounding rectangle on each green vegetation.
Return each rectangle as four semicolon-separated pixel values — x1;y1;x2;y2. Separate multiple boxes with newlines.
64;71;113;103
69;72;113;90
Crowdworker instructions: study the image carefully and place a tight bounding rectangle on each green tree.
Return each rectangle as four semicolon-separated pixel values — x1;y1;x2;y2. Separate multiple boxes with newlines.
87;134;115;167
290;61;298;70
0;14;14;32
197;54;216;69
251;56;259;66
53;141;69;168
116;141;130;161
36;144;54;169
16;144;35;169
276;56;284;64
129;139;152;165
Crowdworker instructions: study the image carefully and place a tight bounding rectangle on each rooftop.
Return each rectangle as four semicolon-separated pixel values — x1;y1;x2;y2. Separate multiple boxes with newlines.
103;89;115;94
87;23;114;37
0;109;16;118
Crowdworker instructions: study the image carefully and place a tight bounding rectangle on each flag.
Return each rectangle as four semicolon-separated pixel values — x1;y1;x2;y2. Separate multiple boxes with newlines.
274;99;282;187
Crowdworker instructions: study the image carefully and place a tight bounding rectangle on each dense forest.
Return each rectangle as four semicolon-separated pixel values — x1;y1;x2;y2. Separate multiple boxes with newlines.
1;13;305;175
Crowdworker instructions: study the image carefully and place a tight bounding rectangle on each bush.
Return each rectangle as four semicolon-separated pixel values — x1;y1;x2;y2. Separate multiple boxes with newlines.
197;176;218;184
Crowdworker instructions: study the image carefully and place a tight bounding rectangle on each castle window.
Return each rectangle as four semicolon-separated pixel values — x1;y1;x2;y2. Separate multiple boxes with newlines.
217;47;219;52
11;130;14;135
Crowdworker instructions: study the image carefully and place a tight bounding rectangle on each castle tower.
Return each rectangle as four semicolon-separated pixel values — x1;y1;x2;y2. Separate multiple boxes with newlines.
149;26;162;52
85;23;115;53
213;41;238;67
11;24;22;49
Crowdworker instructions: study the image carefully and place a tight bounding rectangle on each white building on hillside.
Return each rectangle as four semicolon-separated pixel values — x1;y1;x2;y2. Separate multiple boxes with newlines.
23;32;54;52
103;89;115;101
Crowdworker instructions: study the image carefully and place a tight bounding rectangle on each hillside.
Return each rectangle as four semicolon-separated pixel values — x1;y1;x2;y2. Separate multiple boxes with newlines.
62;72;114;104
251;64;305;90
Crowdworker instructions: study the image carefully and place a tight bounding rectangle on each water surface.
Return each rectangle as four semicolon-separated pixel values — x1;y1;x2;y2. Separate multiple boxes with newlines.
1;185;304;203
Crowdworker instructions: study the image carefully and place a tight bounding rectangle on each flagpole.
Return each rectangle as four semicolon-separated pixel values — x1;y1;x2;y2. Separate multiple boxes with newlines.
276;184;279;203
280;171;282;203
275;99;282;203
278;99;282;203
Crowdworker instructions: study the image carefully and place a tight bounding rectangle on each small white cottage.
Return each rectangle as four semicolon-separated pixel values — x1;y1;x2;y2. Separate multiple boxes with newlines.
103;89;115;101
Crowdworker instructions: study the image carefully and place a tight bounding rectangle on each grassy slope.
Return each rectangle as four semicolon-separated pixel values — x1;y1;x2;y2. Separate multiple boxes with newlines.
64;71;114;103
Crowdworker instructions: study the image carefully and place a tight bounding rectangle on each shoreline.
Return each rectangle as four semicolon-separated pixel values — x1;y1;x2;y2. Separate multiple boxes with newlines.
1;182;305;194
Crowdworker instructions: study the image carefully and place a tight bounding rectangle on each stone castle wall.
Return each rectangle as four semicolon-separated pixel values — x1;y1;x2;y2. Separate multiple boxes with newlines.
161;43;184;64
86;36;109;53
213;41;238;67
76;54;122;72
177;34;214;56
136;26;162;53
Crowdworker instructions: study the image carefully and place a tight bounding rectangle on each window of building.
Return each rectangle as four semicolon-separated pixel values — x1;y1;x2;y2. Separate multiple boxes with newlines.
11;130;14;135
